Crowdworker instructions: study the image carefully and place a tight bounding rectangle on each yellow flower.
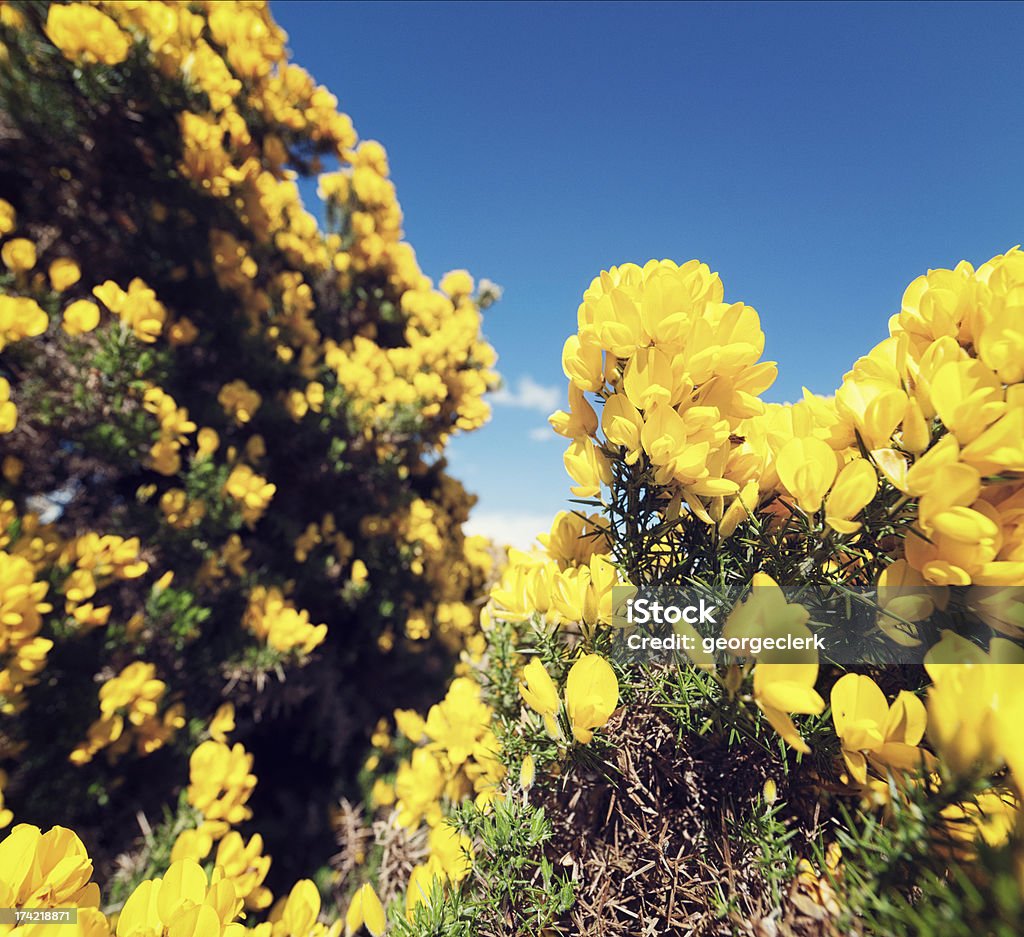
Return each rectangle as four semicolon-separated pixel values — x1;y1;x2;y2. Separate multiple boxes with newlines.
0;199;14;235
345;883;386;936
823;458;877;534
170;827;214;864
197;427;220;458
394;748;445;828
1;237;36;273
209;703;236;743
48;257;81;292
429;821;473;883
277;879;320;937
599;394;643;464
92;278;166;342
243;586;326;655
168;317;199;346
186;740;256;826
563;437;611;498
835;376;908;449
405;860;443;921
519;657;561;738
394;708;426;743
117;858;240;937
775;436;837;514
752;663;824;754
549;383;598;439
0;773;11;829
723;573;814;661
830;674;931;785
875;559;936;647
62;300;101;336
224;465;276;527
0;823;98;908
219;380;262;424
623;346;679;411
0;377;16;434
214;831;272;910
0;295;48;350
370;778;395;808
439;269;474;299
45;3;130;66
929;359;1004;446
561;335;604;392
925;632;1024;787
564;653;618;744
424;676;492;766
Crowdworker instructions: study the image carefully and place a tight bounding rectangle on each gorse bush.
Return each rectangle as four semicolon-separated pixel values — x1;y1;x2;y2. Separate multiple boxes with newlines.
1;3;1023;937
0;0;498;902
359;254;1024;935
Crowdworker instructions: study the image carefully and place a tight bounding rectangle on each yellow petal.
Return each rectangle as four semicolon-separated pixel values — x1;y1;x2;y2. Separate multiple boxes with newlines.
157;860;208;924
830;673;888;743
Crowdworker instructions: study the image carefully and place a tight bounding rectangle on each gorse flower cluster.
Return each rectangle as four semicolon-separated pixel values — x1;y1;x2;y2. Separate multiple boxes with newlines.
0;0;498;909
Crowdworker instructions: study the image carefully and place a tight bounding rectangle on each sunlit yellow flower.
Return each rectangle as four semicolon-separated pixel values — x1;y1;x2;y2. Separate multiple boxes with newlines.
0;200;13;235
775;436;837;514
1;238;35;273
564;653;618;744
519;657;561;739
830;674;932;784
344;882;385;936
752;663;824;754
62;300;100;336
0;378;16;434
563;437;611;498
48;257;81;292
45;3;130;66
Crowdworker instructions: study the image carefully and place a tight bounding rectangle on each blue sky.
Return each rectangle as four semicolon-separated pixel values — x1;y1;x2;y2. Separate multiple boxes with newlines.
272;0;1024;546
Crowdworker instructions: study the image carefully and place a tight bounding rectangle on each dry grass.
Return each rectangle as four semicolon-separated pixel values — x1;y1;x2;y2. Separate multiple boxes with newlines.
538;696;846;936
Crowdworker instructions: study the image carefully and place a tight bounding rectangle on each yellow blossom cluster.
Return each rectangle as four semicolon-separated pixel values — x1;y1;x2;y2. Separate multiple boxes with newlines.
0;294;47;353
60;532;148;632
0;201;49;367
92;279;167;344
159;488;206;530
45;3;129;66
365;676;501;922
242;586;327;655
223;464;276;527
322;283;497;440
557;259;777;520
731;250;1024;590
142;386;198;476
218;380;262;425
69;661;185;765
0;379;14;435
0;824;103;924
519;653;619;744
924;632;1024;790
0;818;384;937
0;551;52;716
487;511;620;633
186;740;257;834
293;513;352;565
385;676;505;831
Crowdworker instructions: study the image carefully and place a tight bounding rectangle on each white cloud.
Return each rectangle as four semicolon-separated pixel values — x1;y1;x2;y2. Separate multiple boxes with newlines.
528;425;556;442
464;510;553;550
490;375;561;414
